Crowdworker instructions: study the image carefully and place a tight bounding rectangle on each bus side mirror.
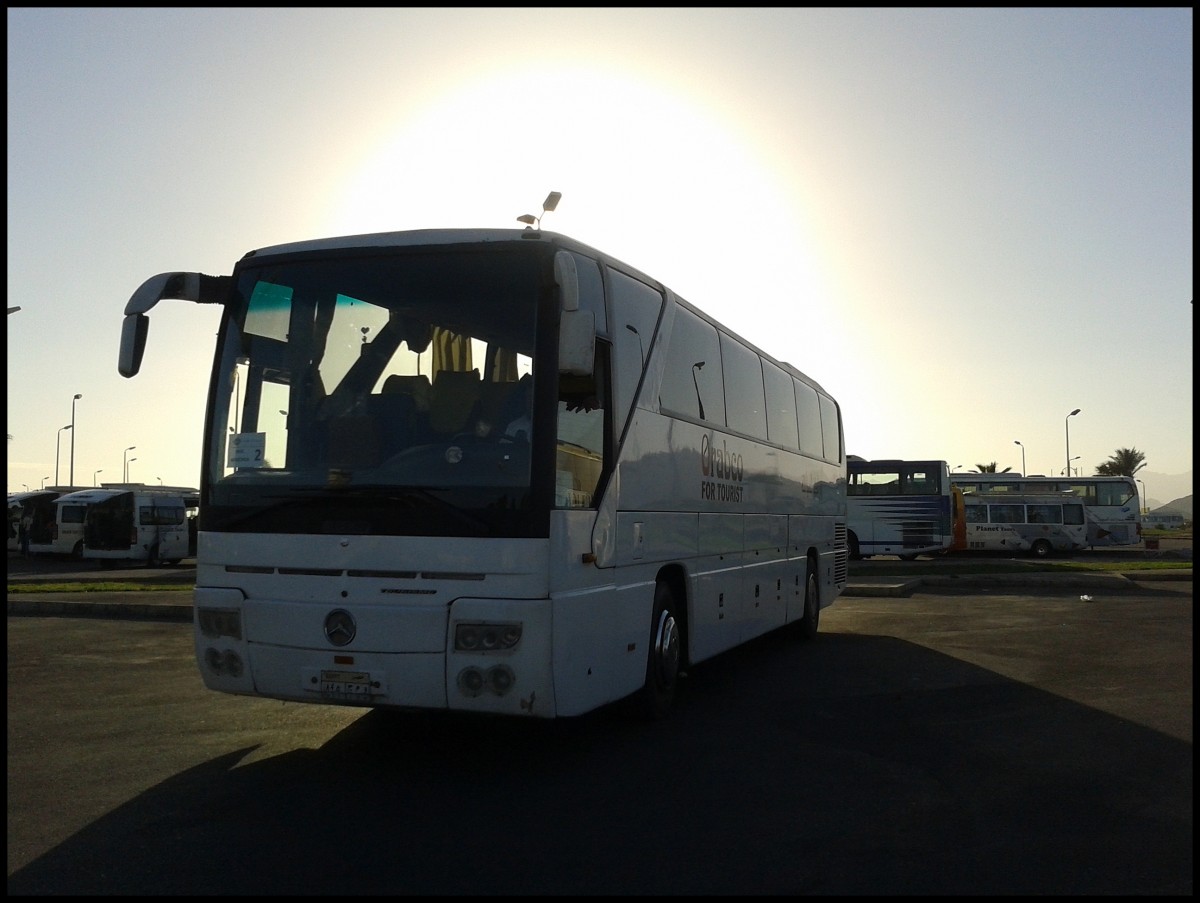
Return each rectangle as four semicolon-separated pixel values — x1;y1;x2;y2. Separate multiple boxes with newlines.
118;314;150;378
555;250;594;376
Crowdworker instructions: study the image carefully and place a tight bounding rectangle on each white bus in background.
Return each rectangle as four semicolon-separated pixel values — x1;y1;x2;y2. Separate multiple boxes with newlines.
949;473;1141;547
117;224;848;719
81;485;199;567
960;492;1089;557
9;490;55;552
846;458;957;560
24;488;98;558
23;484;195;562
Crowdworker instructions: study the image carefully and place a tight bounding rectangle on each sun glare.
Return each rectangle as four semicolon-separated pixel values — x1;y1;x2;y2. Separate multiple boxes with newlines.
323;64;845;381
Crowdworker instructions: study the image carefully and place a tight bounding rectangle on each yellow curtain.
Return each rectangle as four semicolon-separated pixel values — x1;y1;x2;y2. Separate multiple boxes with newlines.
430;327;472;374
492;348;519;382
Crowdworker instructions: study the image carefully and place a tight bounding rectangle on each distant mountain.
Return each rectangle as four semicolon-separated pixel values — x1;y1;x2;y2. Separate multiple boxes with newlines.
1152;495;1192;520
1142;470;1193;509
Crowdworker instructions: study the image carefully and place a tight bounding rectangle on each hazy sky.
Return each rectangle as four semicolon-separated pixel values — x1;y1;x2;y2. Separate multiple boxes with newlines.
7;8;1193;503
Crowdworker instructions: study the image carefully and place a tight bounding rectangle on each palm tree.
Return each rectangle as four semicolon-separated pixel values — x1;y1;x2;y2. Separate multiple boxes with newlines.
972;462;1013;473
1095;447;1146;478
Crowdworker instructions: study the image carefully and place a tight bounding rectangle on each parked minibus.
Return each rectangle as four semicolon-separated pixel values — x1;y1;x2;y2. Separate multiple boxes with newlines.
80;485;199;567
9;487;91;554
960;491;1089;557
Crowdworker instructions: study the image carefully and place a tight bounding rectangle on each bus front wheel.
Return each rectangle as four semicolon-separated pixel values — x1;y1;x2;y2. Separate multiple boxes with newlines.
848;533;862;561
631;581;682;720
1030;539;1052;558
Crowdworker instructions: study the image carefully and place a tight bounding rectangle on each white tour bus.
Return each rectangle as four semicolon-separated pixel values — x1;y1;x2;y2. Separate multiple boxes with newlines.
960;491;1089;557
117;225;848;719
949;473;1141;547
846;458;955;560
80;485;199;567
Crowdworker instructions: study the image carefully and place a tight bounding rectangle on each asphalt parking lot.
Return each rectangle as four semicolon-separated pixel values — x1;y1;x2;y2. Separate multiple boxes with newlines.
7;571;1192;894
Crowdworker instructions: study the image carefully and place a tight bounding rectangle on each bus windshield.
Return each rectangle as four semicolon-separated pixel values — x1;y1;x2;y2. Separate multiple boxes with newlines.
207;246;546;537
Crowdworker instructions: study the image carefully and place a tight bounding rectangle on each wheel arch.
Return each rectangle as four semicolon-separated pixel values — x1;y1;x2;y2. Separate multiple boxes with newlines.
654;563;689;670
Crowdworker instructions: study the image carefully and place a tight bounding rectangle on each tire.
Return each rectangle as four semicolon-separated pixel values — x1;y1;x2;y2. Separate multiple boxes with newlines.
147;544;161;568
631;581;682;720
1030;539;1052;558
899;554;918;562
848;532;862;561
795;560;820;640
70;540;84;560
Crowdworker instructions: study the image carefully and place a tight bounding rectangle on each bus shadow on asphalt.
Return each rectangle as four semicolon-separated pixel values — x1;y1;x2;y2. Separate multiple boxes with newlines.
9;626;1191;895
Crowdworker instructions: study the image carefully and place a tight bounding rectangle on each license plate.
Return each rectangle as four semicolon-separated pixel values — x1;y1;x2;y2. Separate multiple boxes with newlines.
320;669;374;697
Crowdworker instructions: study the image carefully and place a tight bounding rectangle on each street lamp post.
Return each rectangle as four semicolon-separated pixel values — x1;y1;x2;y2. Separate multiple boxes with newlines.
1013;440;1025;476
123;446;137;483
1061;456;1079;476
55;424;72;486
41;476;50;489
127;457;138;481
1137;478;1147;515
94;469;103;487
1064;409;1080;478
70;393;82;486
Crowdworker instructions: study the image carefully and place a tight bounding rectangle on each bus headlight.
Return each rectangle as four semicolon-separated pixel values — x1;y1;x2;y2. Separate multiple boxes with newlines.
487;665;515;694
454;621;521;652
203;647;243;677
457;667;485;697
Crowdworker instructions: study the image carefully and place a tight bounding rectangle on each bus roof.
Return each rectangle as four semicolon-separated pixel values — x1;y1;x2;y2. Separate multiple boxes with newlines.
52;487;198;504
244;227;631;274
238;228;836;401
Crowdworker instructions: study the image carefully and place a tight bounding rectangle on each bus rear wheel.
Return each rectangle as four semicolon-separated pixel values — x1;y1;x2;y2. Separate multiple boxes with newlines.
1031;539;1052;558
795;561;820;640
631;581;682;720
848;533;862;561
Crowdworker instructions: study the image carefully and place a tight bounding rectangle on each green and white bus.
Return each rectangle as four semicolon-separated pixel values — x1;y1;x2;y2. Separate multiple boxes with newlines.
118;227;847;719
950;473;1141;547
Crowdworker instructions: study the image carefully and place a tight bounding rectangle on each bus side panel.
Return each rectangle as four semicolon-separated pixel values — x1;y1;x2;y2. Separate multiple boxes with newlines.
692;513;747;661
157;523;190;561
29;503;88;556
964;524;1024;552
550;578;654;717
788;513;843;620
741;513;790;642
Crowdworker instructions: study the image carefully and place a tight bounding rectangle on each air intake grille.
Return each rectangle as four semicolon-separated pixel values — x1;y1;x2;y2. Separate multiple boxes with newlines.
833;523;848;585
